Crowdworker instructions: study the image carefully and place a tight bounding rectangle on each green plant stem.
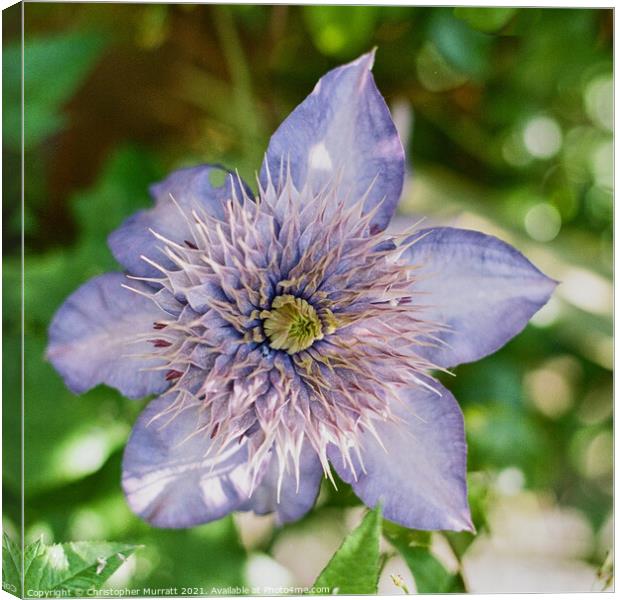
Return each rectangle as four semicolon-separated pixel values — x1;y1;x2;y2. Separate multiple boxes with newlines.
213;6;265;168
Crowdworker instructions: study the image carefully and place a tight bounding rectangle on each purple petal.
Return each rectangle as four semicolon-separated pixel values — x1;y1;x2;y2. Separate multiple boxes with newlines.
328;380;472;532
260;51;404;233
47;273;172;399
241;443;323;524
122;395;254;528
108;165;253;278
403;227;558;368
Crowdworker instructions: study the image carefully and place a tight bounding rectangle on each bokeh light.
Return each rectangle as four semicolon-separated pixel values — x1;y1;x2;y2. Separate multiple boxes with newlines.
584;74;613;131
524;202;562;241
522;116;563;159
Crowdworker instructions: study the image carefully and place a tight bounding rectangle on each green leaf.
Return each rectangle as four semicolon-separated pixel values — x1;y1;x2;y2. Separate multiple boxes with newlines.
453;7;518;33
4;32;107;150
3;535;139;597
383;524;464;593
24;538;45;576
312;506;382;594
390;542;460;593
24;538;139;595
2;533;22;596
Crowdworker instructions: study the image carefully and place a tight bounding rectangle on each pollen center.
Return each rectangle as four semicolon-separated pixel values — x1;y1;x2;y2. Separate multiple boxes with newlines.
260;295;326;354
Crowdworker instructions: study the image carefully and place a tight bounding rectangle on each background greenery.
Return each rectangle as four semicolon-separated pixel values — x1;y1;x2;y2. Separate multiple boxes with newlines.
3;4;613;594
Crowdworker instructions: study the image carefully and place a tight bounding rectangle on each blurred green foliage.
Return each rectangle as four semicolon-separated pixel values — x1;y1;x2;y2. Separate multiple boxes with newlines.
3;4;612;594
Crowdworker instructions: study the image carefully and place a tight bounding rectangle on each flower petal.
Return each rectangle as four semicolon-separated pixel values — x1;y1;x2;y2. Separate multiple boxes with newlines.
260;51;404;233
108;165;253;278
122;395;254;528
47;273;172;399
403;227;557;368
241;443;324;524
328;380;472;532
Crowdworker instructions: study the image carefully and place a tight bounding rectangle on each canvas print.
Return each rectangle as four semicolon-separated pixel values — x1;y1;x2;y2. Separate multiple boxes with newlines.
2;3;613;597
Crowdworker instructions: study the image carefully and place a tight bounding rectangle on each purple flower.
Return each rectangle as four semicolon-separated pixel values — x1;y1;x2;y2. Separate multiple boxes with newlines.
47;52;556;532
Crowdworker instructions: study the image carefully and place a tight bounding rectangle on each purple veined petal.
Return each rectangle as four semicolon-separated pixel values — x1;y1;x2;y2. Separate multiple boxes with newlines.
403;227;558;369
328;380;472;532
122;395;256;529
240;442;324;524
260;51;405;234
108;165;254;279
46;273;174;399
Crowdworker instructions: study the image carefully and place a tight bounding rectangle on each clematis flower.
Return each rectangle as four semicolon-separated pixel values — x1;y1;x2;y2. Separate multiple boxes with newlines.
47;51;556;532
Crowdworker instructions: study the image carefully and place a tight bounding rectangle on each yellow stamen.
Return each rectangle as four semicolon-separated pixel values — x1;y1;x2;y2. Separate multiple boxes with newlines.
261;295;335;354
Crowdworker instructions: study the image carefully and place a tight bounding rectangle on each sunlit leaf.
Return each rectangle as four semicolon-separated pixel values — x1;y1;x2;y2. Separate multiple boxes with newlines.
312;506;382;594
3;535;139;596
24;538;139;594
2;533;22;597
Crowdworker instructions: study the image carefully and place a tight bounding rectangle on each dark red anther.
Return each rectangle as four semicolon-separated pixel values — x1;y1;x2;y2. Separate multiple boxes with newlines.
150;339;172;348
153;322;167;330
185;240;198;250
165;369;183;381
210;423;219;439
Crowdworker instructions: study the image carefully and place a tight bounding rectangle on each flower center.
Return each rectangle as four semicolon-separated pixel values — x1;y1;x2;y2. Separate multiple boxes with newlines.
260;295;329;354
